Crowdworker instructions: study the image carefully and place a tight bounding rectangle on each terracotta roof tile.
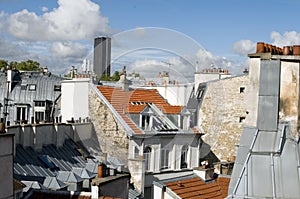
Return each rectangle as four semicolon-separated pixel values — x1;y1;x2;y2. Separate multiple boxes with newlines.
165;177;230;199
97;86;184;134
125;104;147;113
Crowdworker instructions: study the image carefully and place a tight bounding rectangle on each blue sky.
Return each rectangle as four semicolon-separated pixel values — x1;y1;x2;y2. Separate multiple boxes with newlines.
0;0;300;79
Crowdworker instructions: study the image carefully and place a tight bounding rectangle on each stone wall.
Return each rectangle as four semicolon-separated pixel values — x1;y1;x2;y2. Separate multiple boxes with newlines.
89;86;129;165
198;75;248;161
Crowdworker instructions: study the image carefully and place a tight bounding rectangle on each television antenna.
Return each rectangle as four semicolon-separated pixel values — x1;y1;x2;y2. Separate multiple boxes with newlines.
161;61;172;75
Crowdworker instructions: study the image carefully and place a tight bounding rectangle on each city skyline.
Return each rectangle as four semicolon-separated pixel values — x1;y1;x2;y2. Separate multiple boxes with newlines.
0;0;300;78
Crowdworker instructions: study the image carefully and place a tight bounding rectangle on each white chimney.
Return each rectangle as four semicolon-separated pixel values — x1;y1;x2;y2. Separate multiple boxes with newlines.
193;166;214;181
7;69;12;93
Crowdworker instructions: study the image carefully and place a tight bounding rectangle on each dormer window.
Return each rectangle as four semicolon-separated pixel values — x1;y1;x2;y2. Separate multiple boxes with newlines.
54;85;61;91
29;84;36;91
139;107;153;131
21;84;27;90
141;115;150;130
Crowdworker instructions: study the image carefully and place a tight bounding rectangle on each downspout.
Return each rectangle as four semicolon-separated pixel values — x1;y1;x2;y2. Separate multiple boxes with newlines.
50;93;61;122
271;153;276;199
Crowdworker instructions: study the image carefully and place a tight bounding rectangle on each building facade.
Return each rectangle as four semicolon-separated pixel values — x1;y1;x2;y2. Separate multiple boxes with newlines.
88;73;208;198
93;37;111;77
195;75;248;161
228;43;300;198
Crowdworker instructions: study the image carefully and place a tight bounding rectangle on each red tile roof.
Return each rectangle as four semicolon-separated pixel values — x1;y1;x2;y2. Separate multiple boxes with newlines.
97;86;184;134
98;86;183;114
125;104;147;113
165;177;230;199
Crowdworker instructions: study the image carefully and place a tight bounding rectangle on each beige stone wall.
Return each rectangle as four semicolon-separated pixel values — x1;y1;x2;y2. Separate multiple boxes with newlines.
89;87;129;165
279;61;300;138
198;75;248;161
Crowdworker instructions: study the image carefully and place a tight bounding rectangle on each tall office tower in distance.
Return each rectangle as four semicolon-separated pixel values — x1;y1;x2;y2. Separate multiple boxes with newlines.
93;37;111;77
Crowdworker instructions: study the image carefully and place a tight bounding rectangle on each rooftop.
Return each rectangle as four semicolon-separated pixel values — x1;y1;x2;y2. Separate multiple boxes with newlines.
98;86;183;114
164;176;230;199
97;86;191;135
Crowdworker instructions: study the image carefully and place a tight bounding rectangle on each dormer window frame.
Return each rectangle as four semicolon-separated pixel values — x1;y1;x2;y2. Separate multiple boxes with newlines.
139;107;153;131
28;84;36;91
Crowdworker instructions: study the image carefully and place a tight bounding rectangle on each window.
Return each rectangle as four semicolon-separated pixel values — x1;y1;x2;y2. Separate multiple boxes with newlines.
21;84;27;90
34;101;45;107
29;84;36;91
141;115;150;130
160;148;170;170
144;146;152;171
54;85;61;91
35;112;45;122
16;106;27;122
240;87;245;93
181;145;188;169
239;117;246;123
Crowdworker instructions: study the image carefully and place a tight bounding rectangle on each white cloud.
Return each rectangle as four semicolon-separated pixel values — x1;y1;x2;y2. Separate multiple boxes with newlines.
270;31;300;46
7;0;110;41
196;48;233;68
0;38;28;59
0;11;8;32
232;40;256;56
41;6;49;12
50;42;88;59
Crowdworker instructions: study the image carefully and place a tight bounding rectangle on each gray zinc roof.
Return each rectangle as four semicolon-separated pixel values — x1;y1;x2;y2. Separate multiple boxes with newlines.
56;171;83;183
43;176;67;190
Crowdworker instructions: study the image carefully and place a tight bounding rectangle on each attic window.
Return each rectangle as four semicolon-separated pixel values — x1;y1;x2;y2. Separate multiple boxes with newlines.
29;84;36;91
21;84;27;90
240;87;245;93
54;85;61;91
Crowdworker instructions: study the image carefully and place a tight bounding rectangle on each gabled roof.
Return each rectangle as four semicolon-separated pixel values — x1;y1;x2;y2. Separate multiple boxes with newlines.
165;176;230;199
97;86;184;135
56;171;83;183
43;177;67;190
98;86;183;114
72;167;96;179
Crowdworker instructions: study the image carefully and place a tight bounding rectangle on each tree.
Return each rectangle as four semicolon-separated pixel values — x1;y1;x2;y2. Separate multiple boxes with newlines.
111;71;120;81
0;60;8;70
16;60;40;71
99;74;111;81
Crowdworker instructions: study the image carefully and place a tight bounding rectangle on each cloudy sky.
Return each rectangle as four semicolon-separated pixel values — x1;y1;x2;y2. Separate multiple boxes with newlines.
1;0;300;81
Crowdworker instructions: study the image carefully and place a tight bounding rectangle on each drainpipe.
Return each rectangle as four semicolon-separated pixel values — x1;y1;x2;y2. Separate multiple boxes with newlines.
271;153;276;199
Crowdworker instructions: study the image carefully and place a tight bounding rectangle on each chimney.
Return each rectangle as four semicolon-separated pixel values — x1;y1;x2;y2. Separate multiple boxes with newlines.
7;68;12;93
193;162;214;181
119;66;131;92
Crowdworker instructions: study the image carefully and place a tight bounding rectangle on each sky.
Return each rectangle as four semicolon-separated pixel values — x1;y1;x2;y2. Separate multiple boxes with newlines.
1;0;300;81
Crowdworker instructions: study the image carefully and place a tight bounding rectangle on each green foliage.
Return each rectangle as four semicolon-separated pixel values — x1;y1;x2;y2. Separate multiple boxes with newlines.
111;71;120;81
0;60;8;70
0;59;44;72
99;74;111;81
15;60;40;71
99;71;120;81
